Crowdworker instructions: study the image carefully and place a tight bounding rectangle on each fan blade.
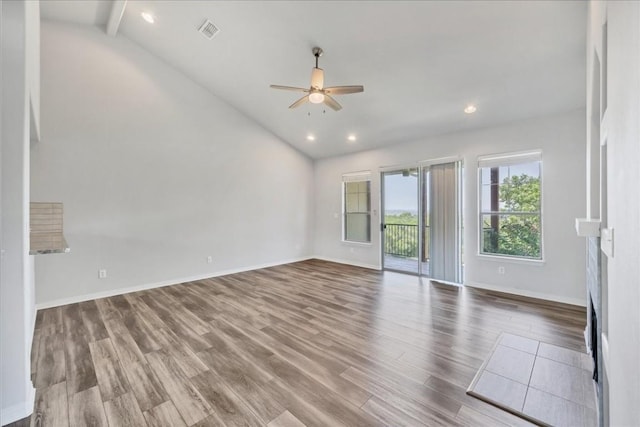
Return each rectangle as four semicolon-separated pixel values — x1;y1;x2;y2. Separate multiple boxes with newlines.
270;85;308;92
311;67;324;89
289;95;309;109
324;85;364;95
323;94;342;111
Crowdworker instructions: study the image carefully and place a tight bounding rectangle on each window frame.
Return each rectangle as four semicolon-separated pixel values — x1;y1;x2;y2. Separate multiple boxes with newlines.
477;151;543;261
342;172;372;244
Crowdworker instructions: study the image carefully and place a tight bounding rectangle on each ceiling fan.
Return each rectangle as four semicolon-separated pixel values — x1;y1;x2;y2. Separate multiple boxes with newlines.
270;47;364;111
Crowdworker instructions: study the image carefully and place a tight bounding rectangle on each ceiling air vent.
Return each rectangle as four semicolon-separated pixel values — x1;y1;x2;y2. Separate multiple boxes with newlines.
198;19;220;40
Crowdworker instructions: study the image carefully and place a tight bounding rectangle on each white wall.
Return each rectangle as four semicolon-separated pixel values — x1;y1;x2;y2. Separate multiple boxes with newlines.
593;1;640;425
26;0;40;142
1;0;38;424
314;110;586;305
31;21;314;307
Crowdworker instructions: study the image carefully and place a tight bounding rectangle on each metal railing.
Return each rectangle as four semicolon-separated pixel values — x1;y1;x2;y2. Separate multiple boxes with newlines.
384;224;430;260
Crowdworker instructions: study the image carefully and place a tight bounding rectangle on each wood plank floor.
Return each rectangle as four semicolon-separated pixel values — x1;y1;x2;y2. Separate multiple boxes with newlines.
15;259;586;426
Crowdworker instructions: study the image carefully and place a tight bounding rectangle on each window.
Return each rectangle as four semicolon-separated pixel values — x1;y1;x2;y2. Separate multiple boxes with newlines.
478;151;542;259
343;172;371;243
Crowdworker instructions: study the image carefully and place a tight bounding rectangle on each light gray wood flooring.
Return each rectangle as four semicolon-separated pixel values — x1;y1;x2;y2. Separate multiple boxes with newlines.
12;259;587;426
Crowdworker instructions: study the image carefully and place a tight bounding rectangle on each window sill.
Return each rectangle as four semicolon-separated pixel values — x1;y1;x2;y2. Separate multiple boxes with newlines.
476;254;545;266
341;240;373;247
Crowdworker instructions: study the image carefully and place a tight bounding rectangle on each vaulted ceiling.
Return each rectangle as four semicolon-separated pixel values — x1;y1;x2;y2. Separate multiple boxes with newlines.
40;1;586;159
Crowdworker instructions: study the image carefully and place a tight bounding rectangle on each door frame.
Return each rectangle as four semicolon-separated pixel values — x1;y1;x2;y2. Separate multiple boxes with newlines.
380;159;464;281
380;167;422;275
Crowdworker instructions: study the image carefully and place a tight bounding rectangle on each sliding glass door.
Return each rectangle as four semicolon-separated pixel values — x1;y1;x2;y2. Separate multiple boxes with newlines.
382;162;462;282
382;169;420;274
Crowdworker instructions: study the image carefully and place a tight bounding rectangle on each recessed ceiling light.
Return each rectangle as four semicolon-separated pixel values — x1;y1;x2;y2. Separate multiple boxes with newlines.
347;134;357;142
141;12;155;24
464;104;477;114
306;134;315;141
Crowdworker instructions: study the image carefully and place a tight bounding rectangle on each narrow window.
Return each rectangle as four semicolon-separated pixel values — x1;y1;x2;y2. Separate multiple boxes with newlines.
478;151;542;259
343;172;371;243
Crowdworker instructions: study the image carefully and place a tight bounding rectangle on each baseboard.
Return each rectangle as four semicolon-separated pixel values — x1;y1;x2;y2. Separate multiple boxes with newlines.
1;384;35;426
465;281;586;307
36;256;313;310
312;256;381;271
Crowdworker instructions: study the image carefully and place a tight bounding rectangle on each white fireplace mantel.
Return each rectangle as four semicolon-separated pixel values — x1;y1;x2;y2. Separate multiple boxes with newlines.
575;218;601;237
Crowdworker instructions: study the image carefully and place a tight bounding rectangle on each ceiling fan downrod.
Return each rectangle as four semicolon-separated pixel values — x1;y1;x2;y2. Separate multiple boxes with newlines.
312;47;323;68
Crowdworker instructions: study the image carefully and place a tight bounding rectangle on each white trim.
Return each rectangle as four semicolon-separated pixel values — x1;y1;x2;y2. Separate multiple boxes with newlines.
575;218;601;237
312;256;381;271
477;149;542;168
341;170;371;182
106;0;127;37
584;326;591;355
378;162;419;173
340;240;372;247
27;304;37;376
601;332;610;374
417;155;463;167
600;108;609;146
35;256;313;310
466;281;586;307
1;384;35;425
476;254;545;266
379;156;462;173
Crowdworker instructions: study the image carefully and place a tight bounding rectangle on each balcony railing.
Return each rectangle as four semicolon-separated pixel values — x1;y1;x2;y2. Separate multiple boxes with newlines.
384;223;430;260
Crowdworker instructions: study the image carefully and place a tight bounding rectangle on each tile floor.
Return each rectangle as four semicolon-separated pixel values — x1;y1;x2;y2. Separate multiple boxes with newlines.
468;333;597;427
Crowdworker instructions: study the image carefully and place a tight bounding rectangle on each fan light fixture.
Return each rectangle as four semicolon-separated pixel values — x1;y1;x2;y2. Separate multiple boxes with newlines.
270;47;364;111
309;92;325;104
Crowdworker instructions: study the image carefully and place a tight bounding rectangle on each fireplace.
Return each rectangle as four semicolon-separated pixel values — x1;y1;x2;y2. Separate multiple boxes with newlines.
589;297;599;382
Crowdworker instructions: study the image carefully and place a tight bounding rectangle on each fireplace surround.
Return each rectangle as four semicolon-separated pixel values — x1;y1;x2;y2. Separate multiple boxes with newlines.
586;236;603;425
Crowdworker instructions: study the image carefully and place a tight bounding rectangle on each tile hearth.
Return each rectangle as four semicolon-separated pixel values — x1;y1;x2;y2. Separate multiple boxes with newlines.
468;333;597;427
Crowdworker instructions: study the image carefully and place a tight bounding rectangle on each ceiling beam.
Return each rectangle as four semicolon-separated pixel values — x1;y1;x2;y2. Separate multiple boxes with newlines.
106;0;128;37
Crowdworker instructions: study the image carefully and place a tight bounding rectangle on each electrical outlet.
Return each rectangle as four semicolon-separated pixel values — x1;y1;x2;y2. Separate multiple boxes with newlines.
207;256;213;264
498;266;505;275
98;269;107;279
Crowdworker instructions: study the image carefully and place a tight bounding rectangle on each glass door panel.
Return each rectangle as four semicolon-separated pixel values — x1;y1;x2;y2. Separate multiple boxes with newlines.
421;169;431;276
382;169;420;274
382;163;463;282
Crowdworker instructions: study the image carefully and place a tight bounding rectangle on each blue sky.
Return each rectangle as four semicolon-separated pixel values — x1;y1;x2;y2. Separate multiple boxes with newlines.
383;173;418;212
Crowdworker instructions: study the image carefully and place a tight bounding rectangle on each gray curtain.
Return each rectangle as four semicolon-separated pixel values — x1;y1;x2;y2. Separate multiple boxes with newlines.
429;162;461;282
